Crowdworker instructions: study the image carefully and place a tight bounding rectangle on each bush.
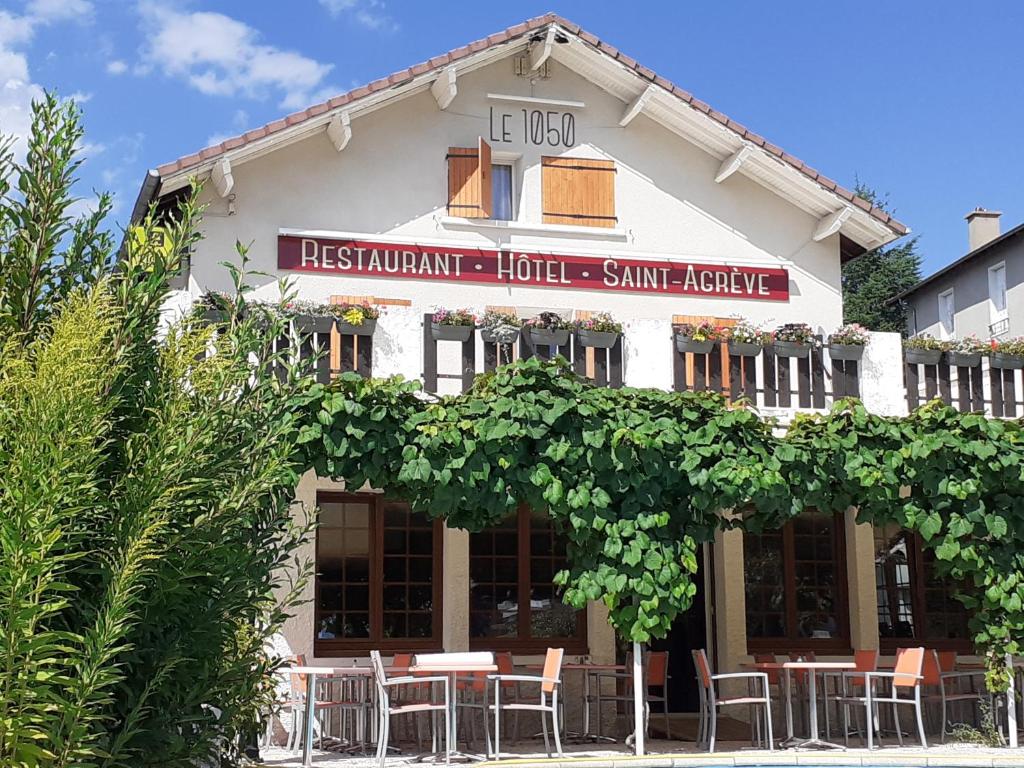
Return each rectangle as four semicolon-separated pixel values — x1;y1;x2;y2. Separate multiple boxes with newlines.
0;94;311;767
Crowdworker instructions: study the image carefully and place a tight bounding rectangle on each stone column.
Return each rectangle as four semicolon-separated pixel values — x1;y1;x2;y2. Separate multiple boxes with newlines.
844;508;879;651
713;527;748;695
442;526;470;651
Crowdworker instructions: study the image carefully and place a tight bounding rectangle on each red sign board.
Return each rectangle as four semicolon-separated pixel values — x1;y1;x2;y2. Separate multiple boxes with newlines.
277;235;789;301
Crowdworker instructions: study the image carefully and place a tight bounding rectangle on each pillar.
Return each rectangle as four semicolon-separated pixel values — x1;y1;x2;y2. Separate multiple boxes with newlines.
442;526;470;651
845;508;879;652
713;527;748;694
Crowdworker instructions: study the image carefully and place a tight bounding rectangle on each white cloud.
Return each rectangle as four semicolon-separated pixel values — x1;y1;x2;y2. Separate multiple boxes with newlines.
0;2;93;159
26;0;93;24
137;2;337;109
106;59;127;75
318;0;395;31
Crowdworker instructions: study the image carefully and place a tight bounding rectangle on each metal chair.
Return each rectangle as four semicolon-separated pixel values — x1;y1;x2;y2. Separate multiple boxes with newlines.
285;655;363;752
859;646;927;749
591;650;670;739
370;650;450;767
921;649;986;741
487;647;564;758
831;649;880;745
692;649;773;753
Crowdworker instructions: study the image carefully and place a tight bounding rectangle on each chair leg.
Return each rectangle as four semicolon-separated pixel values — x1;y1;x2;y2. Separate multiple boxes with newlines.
866;698;874;750
664;695;671;740
378;716;389;768
709;706;718;753
915;700;928;748
553;708;563;757
541;705;551;757
893;702;904;747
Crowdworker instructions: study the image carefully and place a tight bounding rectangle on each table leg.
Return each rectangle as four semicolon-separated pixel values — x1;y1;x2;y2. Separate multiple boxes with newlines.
583;669;591;737
303;672;317;767
797;669;845;750
784;669;794;742
808;668;819;740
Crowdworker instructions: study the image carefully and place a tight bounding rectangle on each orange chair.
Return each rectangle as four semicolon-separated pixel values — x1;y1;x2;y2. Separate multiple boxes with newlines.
487;647;565;758
692;649;773;753
921;650;986;741
832;649;879;745
645;651;672;739
859;646;927;749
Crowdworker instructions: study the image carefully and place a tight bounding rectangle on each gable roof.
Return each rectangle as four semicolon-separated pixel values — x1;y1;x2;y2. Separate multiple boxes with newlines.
893;220;1024;302
150;12;908;247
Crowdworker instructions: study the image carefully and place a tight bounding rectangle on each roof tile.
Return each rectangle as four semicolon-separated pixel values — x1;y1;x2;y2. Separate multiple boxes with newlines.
151;14;906;237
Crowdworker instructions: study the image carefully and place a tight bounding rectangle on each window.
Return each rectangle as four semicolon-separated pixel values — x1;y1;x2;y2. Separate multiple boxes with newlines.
315;492;442;653
469;507;585;652
938;289;955;340
447;138;493;219
491;163;514;221
744;509;849;650
541;156;616;228
989;263;1008;326
874;524;971;651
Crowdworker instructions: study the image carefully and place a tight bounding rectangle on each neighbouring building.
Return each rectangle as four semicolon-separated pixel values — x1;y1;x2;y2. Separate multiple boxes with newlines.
135;13;980;721
899;209;1024;340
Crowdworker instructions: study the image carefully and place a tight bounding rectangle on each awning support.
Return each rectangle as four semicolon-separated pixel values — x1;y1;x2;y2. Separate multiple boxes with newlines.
632;641;645;755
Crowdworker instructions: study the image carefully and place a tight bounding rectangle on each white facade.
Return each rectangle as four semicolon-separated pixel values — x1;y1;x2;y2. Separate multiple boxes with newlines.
147;16;918;705
179;59;859;337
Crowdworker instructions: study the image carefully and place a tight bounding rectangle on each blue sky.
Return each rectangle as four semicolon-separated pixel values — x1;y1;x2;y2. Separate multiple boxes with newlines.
3;0;1022;275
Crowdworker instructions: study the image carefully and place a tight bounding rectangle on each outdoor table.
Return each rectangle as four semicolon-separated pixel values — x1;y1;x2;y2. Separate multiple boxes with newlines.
746;660;854;750
288;665;376;767
409;658;498;762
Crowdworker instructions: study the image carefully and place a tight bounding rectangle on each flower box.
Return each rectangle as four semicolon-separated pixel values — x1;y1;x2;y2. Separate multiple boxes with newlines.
528;328;570;347
945;351;982;368
294;315;335;334
773;340;811;358
727;341;763;358
337;319;377;337
828;343;864;361
904;348;942;366
577;329;619;349
201;309;228;325
431;322;474;342
990;352;1024;370
675;335;715;355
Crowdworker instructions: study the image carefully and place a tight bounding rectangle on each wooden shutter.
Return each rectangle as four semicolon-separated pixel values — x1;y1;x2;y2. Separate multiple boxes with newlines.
447;137;492;219
542;156;616;228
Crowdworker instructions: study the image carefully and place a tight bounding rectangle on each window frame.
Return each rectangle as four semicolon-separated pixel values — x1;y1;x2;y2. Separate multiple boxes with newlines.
469;505;588;654
988;262;1008;324
490;160;516;222
745;511;851;653
875;526;973;653
938;288;955;340
314;491;444;656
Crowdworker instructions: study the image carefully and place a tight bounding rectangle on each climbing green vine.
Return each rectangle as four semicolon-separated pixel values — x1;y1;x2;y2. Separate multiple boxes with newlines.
297;357;1024;688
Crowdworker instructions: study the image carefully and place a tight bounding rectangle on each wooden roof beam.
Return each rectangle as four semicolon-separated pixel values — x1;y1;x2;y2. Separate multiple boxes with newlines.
431;67;457;110
326;111;352;152
714;145;754;184
530;27;556;70
813;206;854;241
619;84;656;127
211;157;234;198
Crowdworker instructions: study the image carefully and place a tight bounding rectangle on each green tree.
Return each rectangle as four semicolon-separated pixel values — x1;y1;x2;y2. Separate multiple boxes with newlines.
842;182;922;333
0;95;312;766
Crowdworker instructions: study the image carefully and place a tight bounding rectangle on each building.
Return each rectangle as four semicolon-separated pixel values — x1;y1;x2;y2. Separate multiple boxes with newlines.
136;13;976;720
899;209;1024;340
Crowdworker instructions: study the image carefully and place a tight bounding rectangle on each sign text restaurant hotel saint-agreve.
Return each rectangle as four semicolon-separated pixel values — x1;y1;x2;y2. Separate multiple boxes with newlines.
278;234;790;301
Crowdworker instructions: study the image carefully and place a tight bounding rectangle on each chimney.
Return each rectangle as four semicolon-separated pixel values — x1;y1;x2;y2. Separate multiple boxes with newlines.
965;207;1002;251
